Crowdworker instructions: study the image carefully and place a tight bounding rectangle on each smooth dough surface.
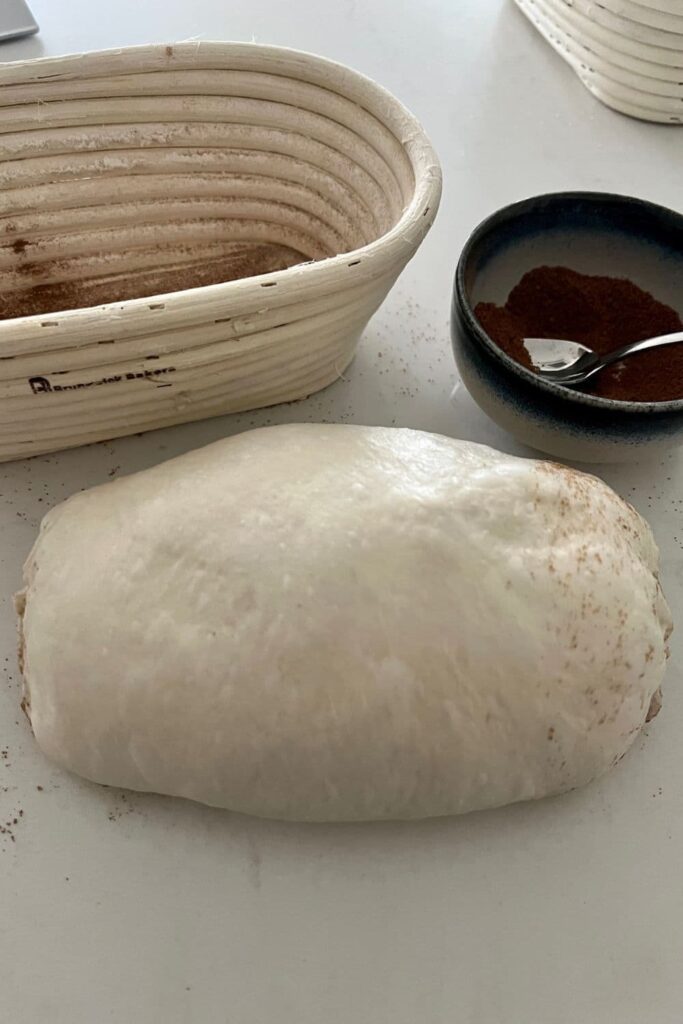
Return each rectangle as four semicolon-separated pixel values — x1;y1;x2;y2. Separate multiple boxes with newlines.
18;424;672;821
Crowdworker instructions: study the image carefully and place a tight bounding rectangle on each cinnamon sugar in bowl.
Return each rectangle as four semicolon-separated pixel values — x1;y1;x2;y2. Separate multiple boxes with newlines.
452;192;683;463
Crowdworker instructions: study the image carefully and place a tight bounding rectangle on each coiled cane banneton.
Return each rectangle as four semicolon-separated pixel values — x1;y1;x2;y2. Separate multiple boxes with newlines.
0;42;441;460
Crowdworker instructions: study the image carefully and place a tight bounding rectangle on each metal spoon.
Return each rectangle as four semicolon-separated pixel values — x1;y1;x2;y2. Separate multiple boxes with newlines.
523;330;683;386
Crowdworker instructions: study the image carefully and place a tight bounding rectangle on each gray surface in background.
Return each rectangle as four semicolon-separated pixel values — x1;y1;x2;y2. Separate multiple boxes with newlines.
0;0;38;42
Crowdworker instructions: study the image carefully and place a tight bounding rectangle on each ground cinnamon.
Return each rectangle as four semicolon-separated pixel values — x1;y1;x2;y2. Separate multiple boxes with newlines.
0;242;306;321
475;266;683;403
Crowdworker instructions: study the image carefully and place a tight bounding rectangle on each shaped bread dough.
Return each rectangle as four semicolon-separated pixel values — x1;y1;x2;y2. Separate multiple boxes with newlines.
17;425;672;821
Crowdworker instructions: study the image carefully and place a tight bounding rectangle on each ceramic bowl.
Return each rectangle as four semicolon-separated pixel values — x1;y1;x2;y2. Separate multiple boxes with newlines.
0;41;441;461
451;191;683;463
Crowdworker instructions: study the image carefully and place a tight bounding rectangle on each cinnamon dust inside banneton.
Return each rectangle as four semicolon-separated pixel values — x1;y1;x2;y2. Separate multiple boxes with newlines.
0;243;306;321
475;266;683;403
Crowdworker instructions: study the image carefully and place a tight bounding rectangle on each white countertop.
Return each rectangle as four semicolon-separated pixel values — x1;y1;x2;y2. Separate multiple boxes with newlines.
1;2;681;1022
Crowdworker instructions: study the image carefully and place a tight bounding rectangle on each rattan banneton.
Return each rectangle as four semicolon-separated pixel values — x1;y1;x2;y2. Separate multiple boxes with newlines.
0;41;442;460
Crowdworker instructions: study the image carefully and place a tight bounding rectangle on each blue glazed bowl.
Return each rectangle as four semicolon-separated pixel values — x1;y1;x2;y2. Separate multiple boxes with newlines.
451;192;683;462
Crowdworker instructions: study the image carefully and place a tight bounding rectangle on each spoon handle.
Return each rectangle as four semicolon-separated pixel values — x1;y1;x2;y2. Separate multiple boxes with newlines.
599;330;683;369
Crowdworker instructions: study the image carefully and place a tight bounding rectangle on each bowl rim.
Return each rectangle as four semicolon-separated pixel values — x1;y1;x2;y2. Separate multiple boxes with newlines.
0;40;442;339
454;189;683;415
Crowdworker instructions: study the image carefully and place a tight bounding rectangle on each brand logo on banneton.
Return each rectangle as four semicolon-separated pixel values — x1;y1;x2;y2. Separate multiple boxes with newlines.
28;366;177;395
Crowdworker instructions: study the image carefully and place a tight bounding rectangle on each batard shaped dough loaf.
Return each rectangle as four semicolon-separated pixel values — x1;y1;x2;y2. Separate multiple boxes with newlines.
17;425;672;821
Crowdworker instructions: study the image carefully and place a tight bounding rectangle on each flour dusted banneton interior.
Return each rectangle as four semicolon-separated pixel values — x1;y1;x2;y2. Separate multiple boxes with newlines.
17;425;672;821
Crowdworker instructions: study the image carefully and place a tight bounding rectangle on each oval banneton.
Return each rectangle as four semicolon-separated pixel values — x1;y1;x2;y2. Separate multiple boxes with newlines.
0;41;442;460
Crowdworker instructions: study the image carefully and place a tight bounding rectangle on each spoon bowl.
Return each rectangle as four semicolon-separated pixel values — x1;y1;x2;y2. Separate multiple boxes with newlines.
524;330;683;386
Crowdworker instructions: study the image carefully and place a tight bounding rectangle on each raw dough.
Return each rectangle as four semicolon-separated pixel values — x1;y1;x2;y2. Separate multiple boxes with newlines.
17;425;672;821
